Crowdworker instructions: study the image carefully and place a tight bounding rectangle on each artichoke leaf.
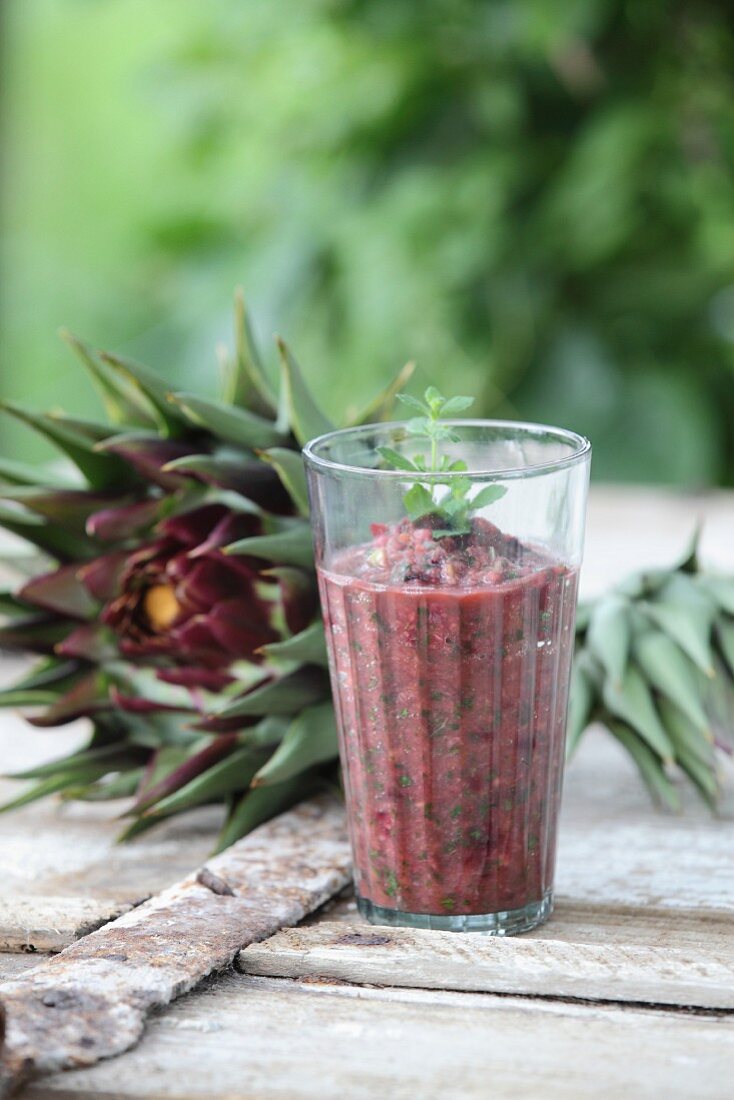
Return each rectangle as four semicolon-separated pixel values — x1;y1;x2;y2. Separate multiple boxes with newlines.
215;770;322;853
346;361;416;426
252;701;338;787
150;744;269;817
587;594;631;686
213;667;329;721
60;330;157;428
258;447;310;516
633;630;710;733
259;620;329;668
226;288;279;416
607;722;681;812
642;574;716;677
0;401;132;491
565;654;600;756
224;524;314;569
276;337;333;445
602;664;674;762
100;350;188;438
169;392;285;450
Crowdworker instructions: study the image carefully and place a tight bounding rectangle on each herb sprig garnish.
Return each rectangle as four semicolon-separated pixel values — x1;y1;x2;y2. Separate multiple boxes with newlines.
378;387;507;537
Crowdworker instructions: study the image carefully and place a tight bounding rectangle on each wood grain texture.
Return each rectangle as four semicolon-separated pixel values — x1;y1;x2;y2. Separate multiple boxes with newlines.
0;797;349;1098
240;919;734;1009
0;700;225;954
23;973;734;1100
0;897;135;954
0;957;41;983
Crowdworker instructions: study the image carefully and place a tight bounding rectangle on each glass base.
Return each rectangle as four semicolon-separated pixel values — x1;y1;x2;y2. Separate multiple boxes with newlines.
356;890;553;935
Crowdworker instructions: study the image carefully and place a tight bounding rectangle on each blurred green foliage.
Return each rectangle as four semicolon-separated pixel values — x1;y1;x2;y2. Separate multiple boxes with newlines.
2;0;734;482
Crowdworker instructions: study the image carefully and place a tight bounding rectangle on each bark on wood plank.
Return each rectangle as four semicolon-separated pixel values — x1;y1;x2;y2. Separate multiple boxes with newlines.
0;797;349;1098
239;920;734;1010
0;898;134;954
23;973;734;1100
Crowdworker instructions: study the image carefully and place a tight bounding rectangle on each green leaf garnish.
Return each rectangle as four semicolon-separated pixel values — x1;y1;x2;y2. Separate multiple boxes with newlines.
380;388;507;536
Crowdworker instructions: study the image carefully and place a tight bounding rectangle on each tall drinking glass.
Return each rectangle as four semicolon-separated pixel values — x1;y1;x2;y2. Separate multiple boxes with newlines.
304;421;590;934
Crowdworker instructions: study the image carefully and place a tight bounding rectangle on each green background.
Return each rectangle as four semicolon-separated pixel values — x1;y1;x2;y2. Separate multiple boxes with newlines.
2;0;734;482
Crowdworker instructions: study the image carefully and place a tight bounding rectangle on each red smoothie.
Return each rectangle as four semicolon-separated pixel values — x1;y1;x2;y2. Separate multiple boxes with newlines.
318;516;578;919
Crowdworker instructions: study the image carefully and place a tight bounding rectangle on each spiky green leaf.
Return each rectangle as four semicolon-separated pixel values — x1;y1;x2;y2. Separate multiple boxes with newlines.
607;722;681;812
225;524;314;568
258;621;329;667
276;337;333;445
169;392;285;449
226;288;278;416
602;664;674;762
0;402;132;491
259;448;310;515
252;702;337;786
213;668;329;722
60;330;156;427
347;362;416;426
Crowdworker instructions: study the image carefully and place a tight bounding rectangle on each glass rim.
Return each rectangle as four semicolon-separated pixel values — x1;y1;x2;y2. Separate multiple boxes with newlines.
303;419;591;481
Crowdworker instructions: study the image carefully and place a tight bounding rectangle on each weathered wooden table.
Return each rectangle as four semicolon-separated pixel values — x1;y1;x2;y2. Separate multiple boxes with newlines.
1;487;733;1099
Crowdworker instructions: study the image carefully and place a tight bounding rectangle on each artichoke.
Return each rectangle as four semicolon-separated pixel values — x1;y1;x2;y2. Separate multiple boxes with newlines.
1;295;731;840
0;292;411;848
570;533;734;811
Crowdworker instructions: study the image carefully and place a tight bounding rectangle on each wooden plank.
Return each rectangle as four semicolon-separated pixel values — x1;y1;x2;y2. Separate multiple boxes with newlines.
0;956;42;982
240;919;734;1009
0;797;350;1098
0;700;222;951
23;973;734;1100
0;898;135;954
557;728;734;915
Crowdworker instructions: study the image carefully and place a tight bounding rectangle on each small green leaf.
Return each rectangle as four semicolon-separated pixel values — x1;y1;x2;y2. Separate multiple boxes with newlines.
440;395;475;414
471;484;507;509
396;393;429;414
403;484;435;521
252;702;338;786
376;447;417;473
424;386;444;412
